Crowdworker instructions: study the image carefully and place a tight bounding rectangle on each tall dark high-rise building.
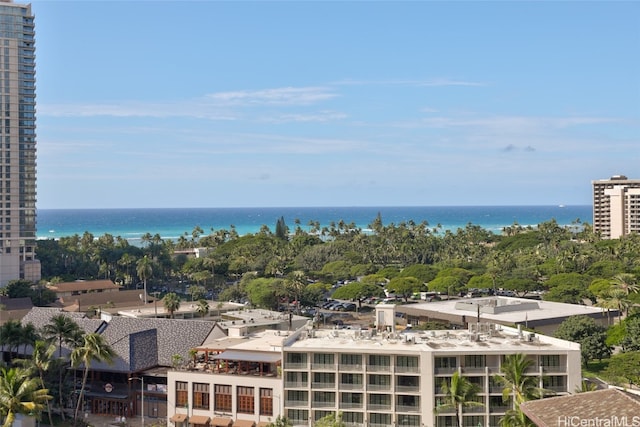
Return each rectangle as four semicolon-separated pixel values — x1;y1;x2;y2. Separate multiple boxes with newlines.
0;0;39;286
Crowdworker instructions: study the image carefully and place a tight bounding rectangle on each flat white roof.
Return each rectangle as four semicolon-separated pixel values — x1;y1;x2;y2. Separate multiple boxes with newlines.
286;325;579;353
400;296;608;324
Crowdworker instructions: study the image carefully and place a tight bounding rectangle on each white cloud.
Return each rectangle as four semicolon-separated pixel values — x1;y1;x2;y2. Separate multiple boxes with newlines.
207;86;338;106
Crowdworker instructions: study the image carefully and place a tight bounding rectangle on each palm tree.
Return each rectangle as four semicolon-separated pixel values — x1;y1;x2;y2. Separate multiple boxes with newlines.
163;292;181;319
499;408;535;427
17;341;56;427
0;320;22;363
41;314;82;421
136;255;153;306
70;333;115;426
494;354;539;427
494;354;540;405
0;367;51;427
195;299;209;318
42;314;82;358
597;287;630;324
436;371;484;427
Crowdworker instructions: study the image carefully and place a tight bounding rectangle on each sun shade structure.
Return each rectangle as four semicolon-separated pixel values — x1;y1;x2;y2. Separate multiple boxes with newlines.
170;414;187;423
210;417;233;427
212;350;281;363
188;415;210;425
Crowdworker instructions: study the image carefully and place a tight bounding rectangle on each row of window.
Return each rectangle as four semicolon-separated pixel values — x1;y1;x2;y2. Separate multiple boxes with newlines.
176;382;273;416
286;410;421;427
285;353;419;368
285;390;419;408
285;371;419;389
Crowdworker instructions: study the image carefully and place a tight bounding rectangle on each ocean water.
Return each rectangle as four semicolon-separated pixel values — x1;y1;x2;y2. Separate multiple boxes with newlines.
36;205;592;243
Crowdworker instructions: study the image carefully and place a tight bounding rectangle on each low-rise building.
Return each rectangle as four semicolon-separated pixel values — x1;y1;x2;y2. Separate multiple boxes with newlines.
165;305;582;427
395;296;613;335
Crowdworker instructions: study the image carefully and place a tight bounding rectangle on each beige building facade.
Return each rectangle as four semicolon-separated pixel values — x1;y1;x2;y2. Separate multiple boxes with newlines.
0;0;39;286
592;175;640;239
165;308;582;427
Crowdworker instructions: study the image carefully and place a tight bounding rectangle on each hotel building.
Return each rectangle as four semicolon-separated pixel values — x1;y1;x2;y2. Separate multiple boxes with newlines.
592;175;640;239
0;0;39;285
167;305;581;427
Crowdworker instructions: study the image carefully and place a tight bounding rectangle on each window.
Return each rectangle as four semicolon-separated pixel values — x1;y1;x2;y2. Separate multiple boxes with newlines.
540;355;561;368
368;374;391;389
286;390;308;405
312;391;335;407
340;392;363;408
214;385;231;412
192;383;209;410
435;357;457;370
286;352;307;366
340;373;363;387
237;386;254;414
259;388;273;416
543;376;566;392
397;414;421;427
464;355;485;368
313;353;335;366
285;371;308;387
396;355;419;369
368;354;390;368
314;410;334;421
396;375;419;390
313;372;335;386
370;413;392;426
368;393;391;410
343;412;364;424
396;394;419;408
340;353;362;366
287;409;308;423
176;382;188;407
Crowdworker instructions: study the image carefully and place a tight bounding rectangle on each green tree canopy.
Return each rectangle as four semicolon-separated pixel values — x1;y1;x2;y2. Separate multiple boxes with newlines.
386;276;422;301
553;316;610;366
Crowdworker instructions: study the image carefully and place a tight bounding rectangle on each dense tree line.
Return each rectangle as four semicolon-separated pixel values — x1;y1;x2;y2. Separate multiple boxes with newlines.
34;217;640;310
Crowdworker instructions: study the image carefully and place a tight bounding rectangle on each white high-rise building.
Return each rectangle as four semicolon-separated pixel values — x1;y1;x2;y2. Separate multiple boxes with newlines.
0;0;39;286
592;175;640;239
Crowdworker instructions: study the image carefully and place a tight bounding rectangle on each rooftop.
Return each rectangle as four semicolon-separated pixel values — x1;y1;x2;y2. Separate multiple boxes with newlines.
399;296;609;325
520;388;640;426
285;323;580;353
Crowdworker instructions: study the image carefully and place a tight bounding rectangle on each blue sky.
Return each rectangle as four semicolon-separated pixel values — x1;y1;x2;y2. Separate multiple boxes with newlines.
32;1;640;209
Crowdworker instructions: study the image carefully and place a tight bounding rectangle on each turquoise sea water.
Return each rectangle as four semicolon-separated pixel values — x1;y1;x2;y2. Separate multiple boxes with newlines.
36;205;592;243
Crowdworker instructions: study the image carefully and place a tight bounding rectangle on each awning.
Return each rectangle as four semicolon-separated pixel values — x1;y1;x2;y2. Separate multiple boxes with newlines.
170;414;188;423
210;417;232;427
233;420;256;427
189;415;210;425
212;350;281;363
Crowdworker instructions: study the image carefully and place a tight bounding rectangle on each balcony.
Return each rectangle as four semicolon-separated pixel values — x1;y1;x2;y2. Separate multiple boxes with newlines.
311;382;335;389
339;401;363;410
339;382;363;391
542;366;566;373
367;365;391;373
396;404;420;413
285;400;308;408
367;384;391;392
339;364;363;371
395;366;420;374
284;381;308;389
368;403;392;411
312;363;336;371
396;384;420;393
312;400;336;408
284;362;307;370
435;367;457;375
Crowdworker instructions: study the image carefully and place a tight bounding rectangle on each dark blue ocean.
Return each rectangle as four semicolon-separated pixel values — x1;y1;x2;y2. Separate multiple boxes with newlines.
36;205;592;243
